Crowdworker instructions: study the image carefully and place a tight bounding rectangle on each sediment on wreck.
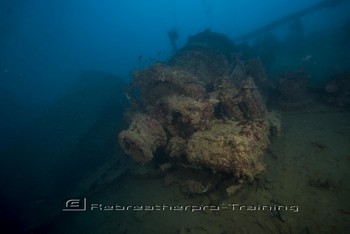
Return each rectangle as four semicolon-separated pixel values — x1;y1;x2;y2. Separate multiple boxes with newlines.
119;29;280;180
119;114;167;164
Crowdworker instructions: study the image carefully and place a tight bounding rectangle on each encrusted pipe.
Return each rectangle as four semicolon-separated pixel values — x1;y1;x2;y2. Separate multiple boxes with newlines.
118;114;167;163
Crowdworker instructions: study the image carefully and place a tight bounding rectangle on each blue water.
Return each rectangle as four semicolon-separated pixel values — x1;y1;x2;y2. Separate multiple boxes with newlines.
1;0;350;233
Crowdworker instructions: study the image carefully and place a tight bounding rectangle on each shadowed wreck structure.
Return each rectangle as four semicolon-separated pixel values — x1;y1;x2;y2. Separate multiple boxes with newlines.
119;30;280;181
2;0;350;232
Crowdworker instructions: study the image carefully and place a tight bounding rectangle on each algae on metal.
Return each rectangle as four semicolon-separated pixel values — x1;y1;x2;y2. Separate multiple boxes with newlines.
119;30;280;180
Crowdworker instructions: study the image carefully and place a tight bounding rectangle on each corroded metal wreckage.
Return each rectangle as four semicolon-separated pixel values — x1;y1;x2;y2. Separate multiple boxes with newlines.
119;30;280;180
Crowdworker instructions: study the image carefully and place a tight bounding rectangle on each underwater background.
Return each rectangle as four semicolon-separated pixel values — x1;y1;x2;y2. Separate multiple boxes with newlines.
1;0;350;233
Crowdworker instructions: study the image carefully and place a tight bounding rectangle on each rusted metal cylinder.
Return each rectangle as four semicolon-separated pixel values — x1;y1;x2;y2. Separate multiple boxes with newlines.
118;114;167;164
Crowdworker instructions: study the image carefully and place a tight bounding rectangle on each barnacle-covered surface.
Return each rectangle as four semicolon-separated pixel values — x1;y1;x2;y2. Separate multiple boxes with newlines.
120;30;277;180
119;114;167;163
131;63;207;106
186;120;270;180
